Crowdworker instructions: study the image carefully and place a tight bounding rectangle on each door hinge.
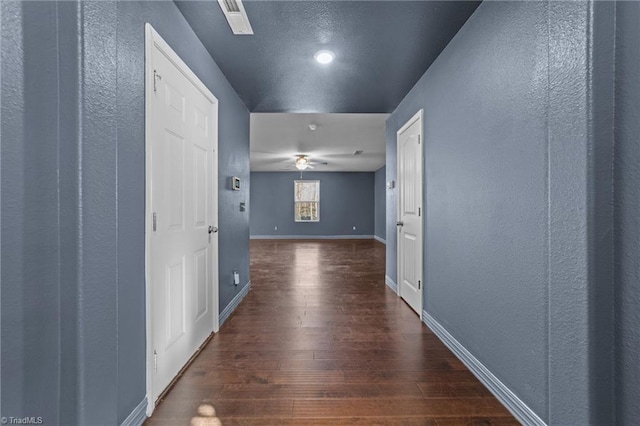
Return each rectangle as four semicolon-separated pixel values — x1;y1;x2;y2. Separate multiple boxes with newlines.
153;212;157;232
418;134;421;144
153;70;162;92
418;207;421;217
154;350;158;373
418;280;421;290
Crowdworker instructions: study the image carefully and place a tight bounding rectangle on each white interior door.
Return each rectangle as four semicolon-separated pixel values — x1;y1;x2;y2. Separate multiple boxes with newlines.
397;110;423;316
145;24;219;410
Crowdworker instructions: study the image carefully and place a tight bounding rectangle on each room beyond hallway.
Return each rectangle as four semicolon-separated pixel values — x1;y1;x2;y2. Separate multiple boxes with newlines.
144;240;517;424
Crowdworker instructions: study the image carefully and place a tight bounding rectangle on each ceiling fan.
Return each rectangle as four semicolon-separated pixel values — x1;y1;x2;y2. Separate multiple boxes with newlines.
250;148;374;171
250;151;328;170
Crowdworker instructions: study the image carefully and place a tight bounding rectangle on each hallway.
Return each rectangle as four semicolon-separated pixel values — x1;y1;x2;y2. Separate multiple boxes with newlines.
145;240;517;424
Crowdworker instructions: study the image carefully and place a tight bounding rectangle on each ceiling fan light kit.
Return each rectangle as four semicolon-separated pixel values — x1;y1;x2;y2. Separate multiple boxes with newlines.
295;156;310;170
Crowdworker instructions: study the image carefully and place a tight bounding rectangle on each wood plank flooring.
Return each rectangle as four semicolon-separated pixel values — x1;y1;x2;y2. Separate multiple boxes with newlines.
145;239;518;425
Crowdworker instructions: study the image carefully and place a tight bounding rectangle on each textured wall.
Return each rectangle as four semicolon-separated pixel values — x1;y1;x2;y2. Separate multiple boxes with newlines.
386;1;615;423
1;3;64;423
1;1;250;424
250;172;374;237
374;166;386;241
391;2;549;417
615;2;640;423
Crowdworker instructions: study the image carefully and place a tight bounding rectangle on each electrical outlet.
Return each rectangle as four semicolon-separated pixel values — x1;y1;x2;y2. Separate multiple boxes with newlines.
275;226;278;231
233;270;240;286
352;226;356;230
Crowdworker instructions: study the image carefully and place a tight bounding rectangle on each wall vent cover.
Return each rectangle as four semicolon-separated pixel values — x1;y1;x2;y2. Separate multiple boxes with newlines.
217;0;254;35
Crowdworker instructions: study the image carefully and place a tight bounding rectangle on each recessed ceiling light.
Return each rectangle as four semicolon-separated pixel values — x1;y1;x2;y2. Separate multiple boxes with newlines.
314;50;335;65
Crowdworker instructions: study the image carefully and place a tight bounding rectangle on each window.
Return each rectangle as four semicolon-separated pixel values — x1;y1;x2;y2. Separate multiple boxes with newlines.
294;180;319;222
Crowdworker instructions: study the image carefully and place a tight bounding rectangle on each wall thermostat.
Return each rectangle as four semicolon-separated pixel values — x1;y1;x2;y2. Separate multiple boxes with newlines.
231;176;241;191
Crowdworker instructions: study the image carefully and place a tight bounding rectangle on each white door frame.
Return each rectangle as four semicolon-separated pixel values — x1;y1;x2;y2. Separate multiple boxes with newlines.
144;23;219;415
396;109;424;319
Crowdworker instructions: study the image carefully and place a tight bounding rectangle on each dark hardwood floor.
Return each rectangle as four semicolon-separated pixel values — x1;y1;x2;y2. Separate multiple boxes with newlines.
145;239;518;425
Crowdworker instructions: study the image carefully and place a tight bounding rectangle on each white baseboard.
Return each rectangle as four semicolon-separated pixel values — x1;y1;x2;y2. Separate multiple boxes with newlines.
374;235;386;244
121;398;147;426
250;235;374;240
385;275;398;293
422;311;546;426
219;281;251;327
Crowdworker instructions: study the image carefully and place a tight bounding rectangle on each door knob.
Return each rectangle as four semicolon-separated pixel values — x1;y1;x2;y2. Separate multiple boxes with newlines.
208;226;218;234
396;221;404;226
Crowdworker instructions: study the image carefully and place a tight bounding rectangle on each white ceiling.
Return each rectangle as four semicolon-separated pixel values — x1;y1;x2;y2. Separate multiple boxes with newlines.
250;113;389;172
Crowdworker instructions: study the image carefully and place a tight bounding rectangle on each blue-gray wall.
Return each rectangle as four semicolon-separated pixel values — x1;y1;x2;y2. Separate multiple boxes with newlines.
615;2;640;424
250;172;374;237
386;1;615;423
1;3;71;423
374;166;386;241
1;1;250;424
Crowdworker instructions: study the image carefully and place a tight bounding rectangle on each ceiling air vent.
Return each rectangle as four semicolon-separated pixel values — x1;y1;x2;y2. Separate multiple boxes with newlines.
222;0;240;13
353;150;364;155
217;0;254;35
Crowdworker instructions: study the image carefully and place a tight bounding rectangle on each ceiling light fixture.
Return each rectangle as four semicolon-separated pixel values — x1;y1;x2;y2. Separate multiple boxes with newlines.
295;155;310;170
314;50;335;65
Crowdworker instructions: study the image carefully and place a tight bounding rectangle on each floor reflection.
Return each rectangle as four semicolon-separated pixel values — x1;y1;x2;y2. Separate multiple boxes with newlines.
190;403;221;426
